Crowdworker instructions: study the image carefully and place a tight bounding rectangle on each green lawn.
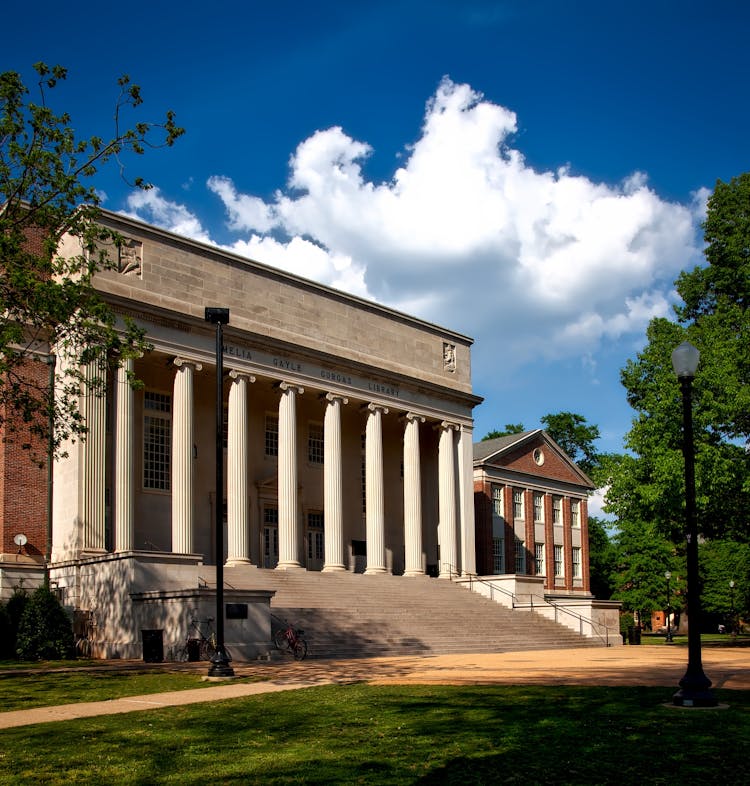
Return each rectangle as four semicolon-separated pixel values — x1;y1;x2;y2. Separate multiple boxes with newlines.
0;684;748;785
0;667;246;711
639;633;750;646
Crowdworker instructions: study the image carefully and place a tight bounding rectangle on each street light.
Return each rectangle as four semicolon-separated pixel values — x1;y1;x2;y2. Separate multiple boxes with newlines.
671;341;716;707
205;307;234;678
729;580;736;639
664;571;674;644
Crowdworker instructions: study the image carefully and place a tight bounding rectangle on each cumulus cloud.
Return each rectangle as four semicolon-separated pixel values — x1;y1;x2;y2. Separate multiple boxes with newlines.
125;77;704;377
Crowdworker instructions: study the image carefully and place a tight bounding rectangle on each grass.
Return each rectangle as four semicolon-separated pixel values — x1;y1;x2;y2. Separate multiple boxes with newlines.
639;633;750;646
0;683;749;785
0;669;220;711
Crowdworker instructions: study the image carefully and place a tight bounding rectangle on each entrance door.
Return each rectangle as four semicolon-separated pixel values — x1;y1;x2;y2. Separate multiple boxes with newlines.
263;507;279;568
305;511;324;571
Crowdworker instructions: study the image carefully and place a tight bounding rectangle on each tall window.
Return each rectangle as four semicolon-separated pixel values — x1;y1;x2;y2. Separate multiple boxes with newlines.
308;423;324;464
492;486;503;517
513;489;524;520
552;496;562;524
554;544;563;577
143;391;171;491
572;547;581;578
571;500;580;528
306;511;324;561
265;414;279;457
514;537;526;574
535;543;545;576
492;536;505;574
533;492;544;522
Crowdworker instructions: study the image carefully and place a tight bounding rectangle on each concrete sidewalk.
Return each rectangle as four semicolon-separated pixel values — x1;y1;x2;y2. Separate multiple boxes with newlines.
1;645;748;730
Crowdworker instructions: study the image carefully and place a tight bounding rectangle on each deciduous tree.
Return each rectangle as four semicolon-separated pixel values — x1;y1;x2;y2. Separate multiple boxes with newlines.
0;63;183;459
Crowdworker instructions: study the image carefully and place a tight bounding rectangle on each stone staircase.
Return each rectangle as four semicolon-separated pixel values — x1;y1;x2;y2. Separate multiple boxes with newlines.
222;568;603;659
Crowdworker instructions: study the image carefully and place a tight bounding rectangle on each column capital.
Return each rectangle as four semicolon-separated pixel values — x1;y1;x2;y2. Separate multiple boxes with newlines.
403;411;425;424
364;402;389;415
278;381;304;395
324;392;349;405
174;357;202;372
229;369;256;383
436;420;459;432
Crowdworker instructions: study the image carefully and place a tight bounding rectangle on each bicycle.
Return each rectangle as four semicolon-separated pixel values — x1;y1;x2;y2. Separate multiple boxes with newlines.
173;617;219;662
273;621;308;660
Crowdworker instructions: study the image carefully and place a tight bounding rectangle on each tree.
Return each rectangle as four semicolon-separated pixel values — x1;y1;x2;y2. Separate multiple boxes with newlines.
607;173;750;542
0;63;183;458
15;583;74;660
540;412;600;476
481;424;525;441
610;519;684;625
586;515;617;600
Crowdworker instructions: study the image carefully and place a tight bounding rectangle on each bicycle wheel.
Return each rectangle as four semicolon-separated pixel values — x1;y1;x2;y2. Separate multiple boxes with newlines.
274;629;291;653
292;638;308;660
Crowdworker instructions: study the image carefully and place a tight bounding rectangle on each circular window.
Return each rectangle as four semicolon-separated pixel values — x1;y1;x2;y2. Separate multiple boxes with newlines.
533;448;545;466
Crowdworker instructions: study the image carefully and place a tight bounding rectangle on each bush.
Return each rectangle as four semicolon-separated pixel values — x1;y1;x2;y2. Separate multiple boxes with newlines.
0;602;13;659
16;585;74;660
3;588;30;659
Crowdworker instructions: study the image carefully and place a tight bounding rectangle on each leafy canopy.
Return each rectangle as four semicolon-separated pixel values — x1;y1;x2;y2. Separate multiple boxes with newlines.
0;63;183;458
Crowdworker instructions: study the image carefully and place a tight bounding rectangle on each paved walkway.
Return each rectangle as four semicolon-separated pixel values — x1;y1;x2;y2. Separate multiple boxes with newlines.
1;645;748;730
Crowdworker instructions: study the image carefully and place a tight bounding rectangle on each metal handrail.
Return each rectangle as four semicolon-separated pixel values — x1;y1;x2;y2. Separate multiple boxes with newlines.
444;564;617;647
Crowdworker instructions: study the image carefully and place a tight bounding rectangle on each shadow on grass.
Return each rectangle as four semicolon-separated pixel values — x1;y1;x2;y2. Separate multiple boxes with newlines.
1;684;748;785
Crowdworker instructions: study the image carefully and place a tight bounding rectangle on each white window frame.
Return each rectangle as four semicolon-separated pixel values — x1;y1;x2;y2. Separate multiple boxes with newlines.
572;547;581;578
143;391;171;491
513;489;524;520
308;422;324;464
533;492;544;523
535;542;545;576
265;414;279;457
492;536;505;574
554;544;564;577
552;496;562;524
514;537;526;574
571;499;580;528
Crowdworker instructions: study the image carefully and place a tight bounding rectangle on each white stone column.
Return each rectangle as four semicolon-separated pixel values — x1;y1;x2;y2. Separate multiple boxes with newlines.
171;358;201;554
323;393;348;572
226;370;255;566
365;403;388;574
81;357;107;553
403;413;425;576
457;423;477;575
438;421;458;578
277;382;304;569
114;358;134;552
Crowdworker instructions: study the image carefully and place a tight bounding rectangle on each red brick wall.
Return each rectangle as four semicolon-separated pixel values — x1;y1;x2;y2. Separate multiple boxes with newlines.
473;479;493;575
0;356;49;559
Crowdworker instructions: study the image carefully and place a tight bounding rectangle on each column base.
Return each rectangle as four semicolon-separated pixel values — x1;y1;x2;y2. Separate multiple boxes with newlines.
364;567;388;575
225;559;255;568
322;564;347;572
275;561;304;570
403;569;427;577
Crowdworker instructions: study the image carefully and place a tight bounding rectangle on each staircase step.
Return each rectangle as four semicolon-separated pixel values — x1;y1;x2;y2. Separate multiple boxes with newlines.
218;568;604;659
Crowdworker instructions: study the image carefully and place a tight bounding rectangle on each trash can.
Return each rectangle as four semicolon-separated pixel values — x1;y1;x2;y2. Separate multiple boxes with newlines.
142;629;164;663
187;638;201;662
627;625;641;645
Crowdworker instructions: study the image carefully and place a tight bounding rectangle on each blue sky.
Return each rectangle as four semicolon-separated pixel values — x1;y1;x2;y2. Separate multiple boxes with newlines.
5;1;750;495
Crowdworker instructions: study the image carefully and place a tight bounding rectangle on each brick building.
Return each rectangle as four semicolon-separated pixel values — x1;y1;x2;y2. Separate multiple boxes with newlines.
473;430;593;597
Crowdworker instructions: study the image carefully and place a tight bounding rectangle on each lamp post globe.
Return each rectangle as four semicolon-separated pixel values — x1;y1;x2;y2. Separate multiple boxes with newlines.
670;341;716;707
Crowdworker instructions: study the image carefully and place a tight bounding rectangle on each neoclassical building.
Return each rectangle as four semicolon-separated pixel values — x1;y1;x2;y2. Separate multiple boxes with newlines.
0;210;483;654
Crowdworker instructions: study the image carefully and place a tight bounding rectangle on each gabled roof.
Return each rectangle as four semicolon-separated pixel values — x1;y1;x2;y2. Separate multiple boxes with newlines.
473;429;595;490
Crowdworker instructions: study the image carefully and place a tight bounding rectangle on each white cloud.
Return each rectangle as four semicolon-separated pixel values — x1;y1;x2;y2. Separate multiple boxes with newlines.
124;188;212;244
126;77;704;379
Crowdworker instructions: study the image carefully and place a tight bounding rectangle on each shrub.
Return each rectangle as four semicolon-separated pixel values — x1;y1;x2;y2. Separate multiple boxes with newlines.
0;602;13;659
3;588;30;659
16;585;74;660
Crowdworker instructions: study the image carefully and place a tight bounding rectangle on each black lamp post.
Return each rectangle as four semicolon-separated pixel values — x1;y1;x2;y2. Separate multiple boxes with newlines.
664;571;674;644
671;341;716;707
729;580;736;638
205;307;234;677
